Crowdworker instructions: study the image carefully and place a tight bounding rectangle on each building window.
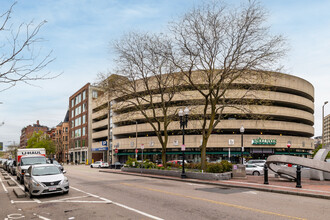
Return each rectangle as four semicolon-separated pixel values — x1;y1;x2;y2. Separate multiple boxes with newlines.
71;110;74;118
71;99;74;107
71;131;74;138
82;127;86;136
75;106;81;116
83;90;86;100
75;94;82;105
71;120;74;128
82;103;87;112
75;129;81;137
92;90;98;99
75;117;81;127
82;115;86;124
82;139;86;147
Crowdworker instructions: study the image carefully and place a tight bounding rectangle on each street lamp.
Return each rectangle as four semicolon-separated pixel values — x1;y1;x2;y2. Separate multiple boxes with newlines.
322;101;328;147
287;141;291;155
179;107;189;178
240;125;245;164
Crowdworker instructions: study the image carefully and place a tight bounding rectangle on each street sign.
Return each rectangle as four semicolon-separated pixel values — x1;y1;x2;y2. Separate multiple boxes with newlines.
135;149;138;153
115;148;118;154
102;141;107;146
141;144;144;149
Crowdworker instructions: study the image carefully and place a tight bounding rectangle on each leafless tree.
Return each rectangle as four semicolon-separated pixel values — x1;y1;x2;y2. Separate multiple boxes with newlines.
101;32;181;167
169;0;286;170
0;2;56;92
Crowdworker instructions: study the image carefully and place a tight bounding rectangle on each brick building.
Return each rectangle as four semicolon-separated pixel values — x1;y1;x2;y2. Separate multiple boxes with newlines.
20;120;49;148
55;111;69;162
68;83;101;164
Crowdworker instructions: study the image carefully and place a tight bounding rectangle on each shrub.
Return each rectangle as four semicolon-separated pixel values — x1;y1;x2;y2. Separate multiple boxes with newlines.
125;157;138;167
221;160;232;172
206;163;224;173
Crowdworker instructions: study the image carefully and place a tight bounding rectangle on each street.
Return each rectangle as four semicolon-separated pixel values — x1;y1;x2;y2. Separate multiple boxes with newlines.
1;165;330;220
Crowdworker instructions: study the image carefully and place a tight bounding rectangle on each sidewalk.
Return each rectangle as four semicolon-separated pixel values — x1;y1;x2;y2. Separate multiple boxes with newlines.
99;169;330;200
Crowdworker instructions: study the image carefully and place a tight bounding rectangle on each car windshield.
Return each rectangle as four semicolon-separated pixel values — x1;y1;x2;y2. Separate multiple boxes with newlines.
32;166;61;176
21;157;47;166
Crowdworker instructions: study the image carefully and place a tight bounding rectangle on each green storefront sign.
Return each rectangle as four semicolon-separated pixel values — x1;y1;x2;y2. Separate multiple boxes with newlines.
252;137;276;145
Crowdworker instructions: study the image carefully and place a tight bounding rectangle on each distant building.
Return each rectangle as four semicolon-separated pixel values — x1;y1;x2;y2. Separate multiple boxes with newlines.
68;83;101;164
20;120;49;148
314;136;322;148
324;114;330;146
55;111;69;162
0;142;3;151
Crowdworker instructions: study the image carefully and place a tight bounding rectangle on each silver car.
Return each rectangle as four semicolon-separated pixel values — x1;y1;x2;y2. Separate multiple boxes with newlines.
245;164;264;176
24;164;69;198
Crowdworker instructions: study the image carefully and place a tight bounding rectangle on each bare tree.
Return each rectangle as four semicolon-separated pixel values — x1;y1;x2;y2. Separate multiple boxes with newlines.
170;0;286;170
0;2;56;92
101;32;181;167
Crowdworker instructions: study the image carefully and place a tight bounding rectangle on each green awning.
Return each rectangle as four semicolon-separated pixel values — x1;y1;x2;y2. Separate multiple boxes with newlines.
116;151;249;156
274;152;311;155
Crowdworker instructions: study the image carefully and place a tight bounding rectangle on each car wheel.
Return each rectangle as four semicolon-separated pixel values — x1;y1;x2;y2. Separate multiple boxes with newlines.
90;165;93;168
253;171;260;176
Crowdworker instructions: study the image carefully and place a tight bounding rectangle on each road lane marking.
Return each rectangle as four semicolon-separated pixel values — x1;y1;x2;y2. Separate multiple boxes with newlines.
121;183;306;220
33;213;51;220
70;186;163;220
0;175;8;193
242;191;258;194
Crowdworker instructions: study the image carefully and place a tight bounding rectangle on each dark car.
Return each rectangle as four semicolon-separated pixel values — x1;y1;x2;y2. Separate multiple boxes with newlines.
4;160;12;172
9;160;17;176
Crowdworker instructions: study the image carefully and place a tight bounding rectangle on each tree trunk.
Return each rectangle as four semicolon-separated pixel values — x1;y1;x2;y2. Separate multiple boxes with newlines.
162;148;167;168
200;137;209;171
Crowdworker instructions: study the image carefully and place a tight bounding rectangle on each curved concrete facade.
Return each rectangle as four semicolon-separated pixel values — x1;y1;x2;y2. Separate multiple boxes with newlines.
97;71;315;163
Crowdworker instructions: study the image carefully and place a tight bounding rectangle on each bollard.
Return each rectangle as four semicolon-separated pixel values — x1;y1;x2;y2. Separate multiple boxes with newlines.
264;164;269;184
296;165;302;188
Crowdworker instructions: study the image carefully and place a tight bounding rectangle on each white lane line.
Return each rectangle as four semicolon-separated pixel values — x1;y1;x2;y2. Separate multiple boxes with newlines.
70;186;163;220
70;186;112;203
0;175;8;193
242;191;258;194
43;200;110;203
33;213;51;220
186;183;207;187
112;201;164;220
11;200;36;203
33;198;42;203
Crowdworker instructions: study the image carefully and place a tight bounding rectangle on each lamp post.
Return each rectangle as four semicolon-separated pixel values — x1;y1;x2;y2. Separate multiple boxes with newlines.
179;107;189;178
240;125;245;164
322;101;328;147
287;141;291;155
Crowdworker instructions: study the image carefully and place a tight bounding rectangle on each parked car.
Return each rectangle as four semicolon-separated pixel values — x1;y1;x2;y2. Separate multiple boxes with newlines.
24;164;69;198
9;160;17;176
90;161;109;168
245;164;264;176
47;159;64;172
4;159;12;172
110;162;124;169
0;159;8;168
246;159;266;167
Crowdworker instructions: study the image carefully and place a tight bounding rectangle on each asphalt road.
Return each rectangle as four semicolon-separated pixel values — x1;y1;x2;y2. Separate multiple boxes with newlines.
1;165;329;220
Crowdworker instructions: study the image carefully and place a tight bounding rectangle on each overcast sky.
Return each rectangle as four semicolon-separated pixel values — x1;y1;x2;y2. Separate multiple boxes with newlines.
1;0;329;148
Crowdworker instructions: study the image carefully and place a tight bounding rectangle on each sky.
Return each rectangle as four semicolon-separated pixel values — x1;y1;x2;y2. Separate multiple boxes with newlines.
0;0;330;149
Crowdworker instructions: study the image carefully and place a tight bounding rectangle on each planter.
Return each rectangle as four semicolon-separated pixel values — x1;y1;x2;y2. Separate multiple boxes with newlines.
121;167;231;180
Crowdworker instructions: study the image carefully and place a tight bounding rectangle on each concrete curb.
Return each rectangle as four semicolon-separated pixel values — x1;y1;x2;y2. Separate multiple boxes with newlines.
13;188;25;198
99;170;330;200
